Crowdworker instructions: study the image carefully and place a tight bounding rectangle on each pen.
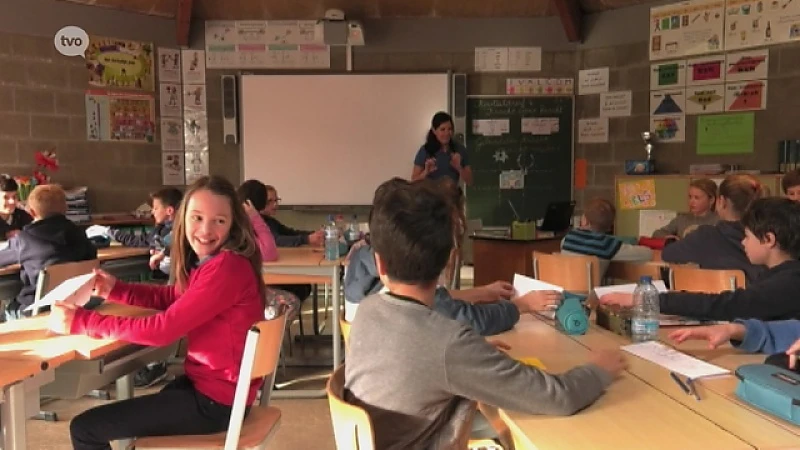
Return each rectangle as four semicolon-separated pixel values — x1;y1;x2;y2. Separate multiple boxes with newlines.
669;371;691;395
686;377;702;401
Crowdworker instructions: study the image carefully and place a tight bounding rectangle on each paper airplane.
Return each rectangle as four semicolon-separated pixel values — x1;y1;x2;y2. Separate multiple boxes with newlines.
26;272;96;313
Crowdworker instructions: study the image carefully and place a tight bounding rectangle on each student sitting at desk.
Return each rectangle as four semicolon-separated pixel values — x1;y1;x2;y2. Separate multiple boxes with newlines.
345;178;625;449
58;176;267;450
561;198;652;278
236;180;278;262
782;169;800;203
0;184;96;320
0;175;33;239
258;183;323;248
661;174;767;284
652;178;718;239
601;198;800;322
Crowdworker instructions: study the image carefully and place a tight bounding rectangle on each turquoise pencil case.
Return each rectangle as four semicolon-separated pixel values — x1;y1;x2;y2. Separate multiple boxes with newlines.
735;363;800;425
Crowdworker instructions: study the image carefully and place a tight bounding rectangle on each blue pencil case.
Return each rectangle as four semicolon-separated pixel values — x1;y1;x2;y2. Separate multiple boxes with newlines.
735;363;800;425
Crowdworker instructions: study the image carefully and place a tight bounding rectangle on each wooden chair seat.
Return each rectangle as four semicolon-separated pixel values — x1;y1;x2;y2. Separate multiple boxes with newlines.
132;406;281;449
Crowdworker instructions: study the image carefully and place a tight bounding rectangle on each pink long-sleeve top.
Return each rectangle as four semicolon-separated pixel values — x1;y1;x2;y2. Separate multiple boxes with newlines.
247;208;279;262
70;251;265;406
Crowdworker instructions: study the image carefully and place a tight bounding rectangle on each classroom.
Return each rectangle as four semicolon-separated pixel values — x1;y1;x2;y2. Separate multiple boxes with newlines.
1;0;800;448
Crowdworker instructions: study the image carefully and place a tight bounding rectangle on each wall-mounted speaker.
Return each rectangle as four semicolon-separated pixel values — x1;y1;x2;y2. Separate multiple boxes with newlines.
451;73;467;145
221;75;238;145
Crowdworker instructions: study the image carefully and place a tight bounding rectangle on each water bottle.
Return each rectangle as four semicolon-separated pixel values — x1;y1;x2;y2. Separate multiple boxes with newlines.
345;214;360;245
631;275;660;342
324;215;340;261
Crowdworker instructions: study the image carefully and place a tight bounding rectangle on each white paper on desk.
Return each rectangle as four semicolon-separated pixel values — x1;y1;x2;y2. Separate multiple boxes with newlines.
621;341;730;379
513;274;563;319
594;281;667;298
25;272;96;312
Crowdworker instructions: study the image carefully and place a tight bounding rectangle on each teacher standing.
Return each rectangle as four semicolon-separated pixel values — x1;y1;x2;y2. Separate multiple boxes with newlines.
411;112;473;186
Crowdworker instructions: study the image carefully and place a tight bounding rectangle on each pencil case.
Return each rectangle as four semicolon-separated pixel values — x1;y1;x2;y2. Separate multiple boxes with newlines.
555;293;589;335
735;363;800;425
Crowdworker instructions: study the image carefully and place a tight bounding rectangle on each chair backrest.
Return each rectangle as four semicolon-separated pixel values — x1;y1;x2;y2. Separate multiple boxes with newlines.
532;251;600;295
606;261;665;284
327;365;375;450
669;266;746;293
340;318;351;350
224;313;287;450
33;259;100;315
461;218;483;265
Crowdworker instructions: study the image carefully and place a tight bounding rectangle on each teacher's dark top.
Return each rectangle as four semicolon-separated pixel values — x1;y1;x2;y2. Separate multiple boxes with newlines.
413;141;470;183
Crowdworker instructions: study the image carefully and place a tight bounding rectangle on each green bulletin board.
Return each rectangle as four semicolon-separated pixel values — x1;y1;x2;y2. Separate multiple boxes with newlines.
697;113;755;155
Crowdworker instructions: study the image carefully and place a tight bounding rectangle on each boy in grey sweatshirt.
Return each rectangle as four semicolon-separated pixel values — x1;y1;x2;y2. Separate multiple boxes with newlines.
345;178;626;449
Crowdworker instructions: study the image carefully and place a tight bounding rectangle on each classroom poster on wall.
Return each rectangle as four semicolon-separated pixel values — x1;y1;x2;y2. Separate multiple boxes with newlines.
162;152;185;185
205;21;238;68
685;54;726;86
185;151;209;184
85;90;155;143
577;118;609;143
157;48;181;83
578;68;610;95
725;49;769;82
725;79;767;111
183;84;207;111
723;0;800;50
472;119;510;136
651;114;686;142
475;47;510;72
499;170;525;189
650;60;687;89
697;113;754;154
507;47;543;72
650;89;687;115
181;50;206;84
160;118;183;151
86;37;155;90
685;84;725;114
521;117;559;135
619;179;658;209
600;91;632;117
649;0;725;60
506;78;574;95
159;83;182;117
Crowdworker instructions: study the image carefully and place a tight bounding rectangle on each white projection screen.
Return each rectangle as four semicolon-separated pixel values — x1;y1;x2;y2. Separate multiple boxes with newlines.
240;74;450;205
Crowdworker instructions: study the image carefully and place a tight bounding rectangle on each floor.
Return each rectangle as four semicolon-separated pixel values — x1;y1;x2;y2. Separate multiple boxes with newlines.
26;265;475;448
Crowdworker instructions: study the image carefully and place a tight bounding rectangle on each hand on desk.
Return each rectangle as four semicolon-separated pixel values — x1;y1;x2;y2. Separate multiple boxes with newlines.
307;230;324;247
669;323;746;350
479;281;514;302
91;268;118;299
589;350;628;379
785;339;800;369
599;292;634;308
48;303;76;335
513;290;563;314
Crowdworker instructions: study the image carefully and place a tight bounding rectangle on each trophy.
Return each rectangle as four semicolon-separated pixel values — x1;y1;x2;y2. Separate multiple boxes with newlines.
625;131;656;175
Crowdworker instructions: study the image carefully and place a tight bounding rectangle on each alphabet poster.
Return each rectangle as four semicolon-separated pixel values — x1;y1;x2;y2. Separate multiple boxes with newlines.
85;90;155;143
86;36;154;91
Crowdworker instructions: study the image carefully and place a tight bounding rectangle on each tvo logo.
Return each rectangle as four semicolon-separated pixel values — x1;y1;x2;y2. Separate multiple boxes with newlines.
54;26;89;57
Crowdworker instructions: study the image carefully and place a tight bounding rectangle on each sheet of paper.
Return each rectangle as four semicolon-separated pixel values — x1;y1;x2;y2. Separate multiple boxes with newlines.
472;119;509;136
578;67;609;95
577;118;609;143
521;117;559;135
26;272;96;312
594;280;667;298
621;341;730;379
639;210;678;237
600;91;632;117
513;273;563;297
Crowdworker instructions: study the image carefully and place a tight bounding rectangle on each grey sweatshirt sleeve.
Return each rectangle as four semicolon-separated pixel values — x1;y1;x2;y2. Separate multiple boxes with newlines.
433;287;520;336
652;216;680;238
443;327;612;415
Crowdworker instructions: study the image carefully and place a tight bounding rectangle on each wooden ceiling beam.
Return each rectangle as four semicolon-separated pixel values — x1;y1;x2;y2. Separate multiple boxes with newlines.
176;0;194;47
551;0;582;43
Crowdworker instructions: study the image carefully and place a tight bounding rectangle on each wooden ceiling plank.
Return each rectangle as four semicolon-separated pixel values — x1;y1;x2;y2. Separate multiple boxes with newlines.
552;0;582;42
176;0;194;46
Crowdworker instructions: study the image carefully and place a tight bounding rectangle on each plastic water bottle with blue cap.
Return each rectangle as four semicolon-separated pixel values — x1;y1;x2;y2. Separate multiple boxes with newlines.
324;215;340;261
632;275;660;342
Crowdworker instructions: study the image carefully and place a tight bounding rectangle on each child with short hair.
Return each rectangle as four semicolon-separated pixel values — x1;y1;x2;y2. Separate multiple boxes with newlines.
662;174;768;283
561;198;652;277
652;178;718;239
58;176;267;449
0;175;33;239
346;178;625;449
0;184;96;319
782;169;800;202
601;197;800;322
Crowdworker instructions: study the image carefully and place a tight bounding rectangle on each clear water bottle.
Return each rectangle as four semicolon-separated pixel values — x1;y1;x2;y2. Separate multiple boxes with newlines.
631;275;660;342
324;214;340;261
345;214;360;245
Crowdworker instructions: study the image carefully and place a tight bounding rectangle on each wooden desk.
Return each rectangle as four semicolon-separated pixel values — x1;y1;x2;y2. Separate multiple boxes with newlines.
470;235;562;286
489;318;754;450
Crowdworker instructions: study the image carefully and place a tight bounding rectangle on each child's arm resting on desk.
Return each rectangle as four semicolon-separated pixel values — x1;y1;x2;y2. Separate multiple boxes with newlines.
434;288;519;336
71;252;246;346
659;282;797;321
733;319;800;354
105;280;177;311
652;217;679;238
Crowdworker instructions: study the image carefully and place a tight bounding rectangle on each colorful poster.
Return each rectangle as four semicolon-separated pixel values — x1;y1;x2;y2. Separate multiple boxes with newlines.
521;117;559;135
651;115;686;142
506;78;574;95
650;60;687;89
600;91;632;117
162;152;185;185
578;118;609;143
619;179;658;210
685;84;725;114
160;118;183;151
499;170;524;189
725;79;767;111
725;49;769;82
649;0;725;60
205;21;238;68
181;49;206;84
650;89;687;115
157;48;181;83
578;68;610;95
183;84;206;111
685;54;726;86
185;151;209;184
86;37;154;90
85;90;155;143
159;83;182;117
723;0;800;50
697;113;755;154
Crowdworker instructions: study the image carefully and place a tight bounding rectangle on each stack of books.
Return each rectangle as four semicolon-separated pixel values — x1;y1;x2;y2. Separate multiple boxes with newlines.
65;187;91;224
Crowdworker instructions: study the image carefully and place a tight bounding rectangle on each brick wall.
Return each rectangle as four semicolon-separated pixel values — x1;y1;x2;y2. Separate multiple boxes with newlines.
0;31;163;213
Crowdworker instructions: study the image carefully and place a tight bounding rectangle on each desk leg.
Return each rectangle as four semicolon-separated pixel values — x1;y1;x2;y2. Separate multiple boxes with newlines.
2;382;27;450
112;375;134;450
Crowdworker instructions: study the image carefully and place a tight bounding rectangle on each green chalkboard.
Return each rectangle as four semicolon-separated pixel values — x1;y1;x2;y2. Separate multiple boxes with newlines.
465;96;574;227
